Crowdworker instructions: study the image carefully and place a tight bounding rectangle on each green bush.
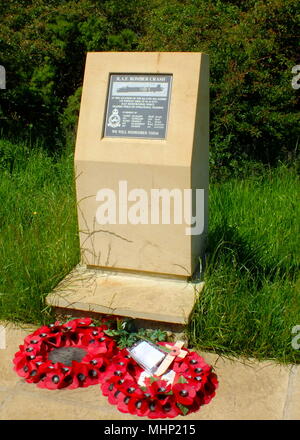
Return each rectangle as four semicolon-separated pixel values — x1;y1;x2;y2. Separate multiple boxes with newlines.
0;0;299;175
140;0;300;176
0;0;145;147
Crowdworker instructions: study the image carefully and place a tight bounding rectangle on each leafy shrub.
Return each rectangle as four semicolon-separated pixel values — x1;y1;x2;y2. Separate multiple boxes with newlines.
139;0;300;176
0;0;146;147
0;0;299;176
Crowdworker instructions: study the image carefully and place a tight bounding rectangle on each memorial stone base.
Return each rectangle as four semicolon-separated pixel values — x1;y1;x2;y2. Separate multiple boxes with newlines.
46;265;204;332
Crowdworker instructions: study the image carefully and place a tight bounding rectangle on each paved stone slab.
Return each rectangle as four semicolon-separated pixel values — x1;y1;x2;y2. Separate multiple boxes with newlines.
16;380;108;407
0;389;11;407
46;265;204;324
184;355;292;420
0;392;111;420
282;365;300;420
0;322;36;387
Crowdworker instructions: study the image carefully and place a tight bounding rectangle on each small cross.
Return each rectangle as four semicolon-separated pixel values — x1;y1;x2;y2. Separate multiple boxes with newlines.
155;341;187;376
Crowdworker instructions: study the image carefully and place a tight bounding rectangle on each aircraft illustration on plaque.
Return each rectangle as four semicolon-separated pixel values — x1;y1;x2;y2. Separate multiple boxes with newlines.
117;84;164;93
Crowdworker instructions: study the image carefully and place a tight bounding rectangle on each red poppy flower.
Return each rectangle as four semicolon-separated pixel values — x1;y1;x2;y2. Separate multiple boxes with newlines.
144;399;166;419
116;378;144;399
24;333;42;346
37;367;66;390
83;353;108;379
62;318;92;332
150;379;171;393
72;361;93;388
43;332;63;348
201;374;218;404
104;363;128;382
172;359;190;374
72;326;110;347
115;391;132;413
128;397;149;416
187;352;211;370
34;358;71;389
183;392;202;414
173;383;196;406
101;378;115;397
28;325;51;339
144;379;173;405
14;357;38;381
80;336;110;356
160;396;181;418
13;347;27;366
209;372;219;388
105;378;132;405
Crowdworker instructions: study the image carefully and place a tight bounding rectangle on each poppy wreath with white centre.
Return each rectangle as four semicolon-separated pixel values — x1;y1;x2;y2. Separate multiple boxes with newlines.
100;342;218;419
13;318;117;390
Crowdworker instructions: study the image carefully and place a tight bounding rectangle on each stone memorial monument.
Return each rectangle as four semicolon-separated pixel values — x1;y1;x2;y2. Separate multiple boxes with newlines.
47;52;209;329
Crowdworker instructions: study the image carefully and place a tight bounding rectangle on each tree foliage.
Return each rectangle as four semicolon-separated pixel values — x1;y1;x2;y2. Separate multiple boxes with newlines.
0;0;299;174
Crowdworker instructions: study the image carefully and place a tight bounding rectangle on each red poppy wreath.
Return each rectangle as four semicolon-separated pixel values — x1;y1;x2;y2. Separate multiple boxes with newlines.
100;342;218;419
13;319;218;418
13;318;117;390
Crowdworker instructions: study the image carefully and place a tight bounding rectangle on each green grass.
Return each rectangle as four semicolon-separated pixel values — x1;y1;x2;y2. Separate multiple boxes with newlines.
188;165;300;364
0;139;80;323
0;138;299;363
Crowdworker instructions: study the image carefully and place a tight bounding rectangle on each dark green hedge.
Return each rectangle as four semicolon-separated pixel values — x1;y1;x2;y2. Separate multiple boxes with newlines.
0;0;299;176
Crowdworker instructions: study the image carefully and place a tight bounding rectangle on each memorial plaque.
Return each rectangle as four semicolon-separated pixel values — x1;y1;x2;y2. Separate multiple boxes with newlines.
104;74;172;139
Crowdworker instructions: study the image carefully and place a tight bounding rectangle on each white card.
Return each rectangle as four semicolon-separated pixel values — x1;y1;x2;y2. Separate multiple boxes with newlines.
129;340;166;373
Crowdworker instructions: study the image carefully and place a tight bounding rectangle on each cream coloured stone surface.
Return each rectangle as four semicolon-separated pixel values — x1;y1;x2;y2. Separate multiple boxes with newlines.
282;365;300;419
184;355;293;420
0;322;36;387
46;265;204;324
0;393;114;420
75;52;209;277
